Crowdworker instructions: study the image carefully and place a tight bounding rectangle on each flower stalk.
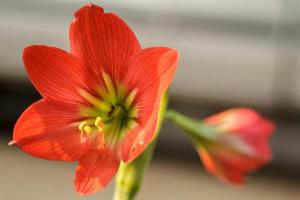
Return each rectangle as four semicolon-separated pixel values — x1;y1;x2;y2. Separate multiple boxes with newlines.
113;93;169;200
164;109;218;143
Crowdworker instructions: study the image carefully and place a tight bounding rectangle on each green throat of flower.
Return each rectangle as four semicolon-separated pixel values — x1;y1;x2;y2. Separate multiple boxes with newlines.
78;72;138;148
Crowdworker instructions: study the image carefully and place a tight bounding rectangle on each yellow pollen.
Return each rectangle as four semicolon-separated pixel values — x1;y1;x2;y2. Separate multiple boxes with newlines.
83;126;93;134
94;117;102;127
79;121;87;132
79;120;94;135
95;117;104;132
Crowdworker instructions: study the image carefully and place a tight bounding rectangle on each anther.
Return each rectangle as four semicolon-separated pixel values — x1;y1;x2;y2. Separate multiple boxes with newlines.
94;117;102;128
79;120;93;135
79;121;87;131
83;126;93;134
95;117;104;132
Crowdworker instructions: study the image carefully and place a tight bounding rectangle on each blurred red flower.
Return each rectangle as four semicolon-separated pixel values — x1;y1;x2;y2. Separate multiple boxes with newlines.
11;4;178;195
198;108;275;184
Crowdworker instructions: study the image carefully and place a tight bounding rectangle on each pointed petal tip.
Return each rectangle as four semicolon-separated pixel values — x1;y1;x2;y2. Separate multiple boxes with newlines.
73;3;104;18
167;48;179;61
170;48;179;55
23;45;51;61
159;47;179;66
23;45;40;65
157;47;179;58
23;45;36;58
23;45;43;53
8;140;17;146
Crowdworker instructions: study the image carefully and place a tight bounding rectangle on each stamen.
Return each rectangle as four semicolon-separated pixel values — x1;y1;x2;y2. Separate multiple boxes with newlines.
79;121;87;132
83;126;93;134
95;117;104;132
96;86;110;102
78;89;111;112
102;72;118;104
79;107;101;117
128;107;138;118
79;120;94;135
117;84;126;102
124;89;138;109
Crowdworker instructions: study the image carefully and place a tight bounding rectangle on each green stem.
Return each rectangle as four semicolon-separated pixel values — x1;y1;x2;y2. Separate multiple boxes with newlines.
165;110;255;158
113;94;168;200
164;109;218;142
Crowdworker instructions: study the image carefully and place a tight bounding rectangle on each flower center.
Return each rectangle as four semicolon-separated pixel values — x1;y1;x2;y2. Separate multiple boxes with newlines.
78;72;138;149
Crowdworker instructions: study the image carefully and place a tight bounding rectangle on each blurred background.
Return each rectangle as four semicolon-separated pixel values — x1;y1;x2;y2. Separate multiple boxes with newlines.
0;0;300;199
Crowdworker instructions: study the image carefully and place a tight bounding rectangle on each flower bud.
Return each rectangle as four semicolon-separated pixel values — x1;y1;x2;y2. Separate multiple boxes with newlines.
165;108;275;184
198;108;275;184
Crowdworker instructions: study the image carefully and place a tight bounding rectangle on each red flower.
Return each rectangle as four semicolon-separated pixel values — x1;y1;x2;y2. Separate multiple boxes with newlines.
11;4;178;195
198;108;274;184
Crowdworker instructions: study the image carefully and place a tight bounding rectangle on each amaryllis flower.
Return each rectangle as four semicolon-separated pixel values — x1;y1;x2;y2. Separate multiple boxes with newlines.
198;108;275;184
11;4;178;195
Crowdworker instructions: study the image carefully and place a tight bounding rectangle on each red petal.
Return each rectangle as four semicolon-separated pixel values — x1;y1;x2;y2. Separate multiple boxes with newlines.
121;102;160;162
75;148;120;195
123;47;178;124
120;48;178;162
236;119;274;161
201;108;275;184
13;99;82;161
205;108;274;136
69;4;141;83
205;108;274;161
198;146;260;184
23;45;98;105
